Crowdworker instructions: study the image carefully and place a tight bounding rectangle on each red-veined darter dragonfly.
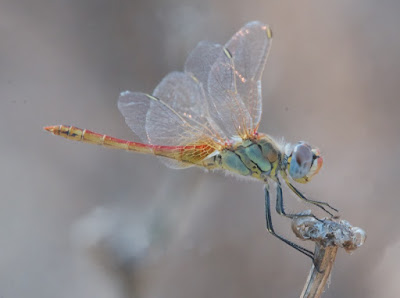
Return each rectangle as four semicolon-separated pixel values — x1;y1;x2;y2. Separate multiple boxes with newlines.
45;21;337;261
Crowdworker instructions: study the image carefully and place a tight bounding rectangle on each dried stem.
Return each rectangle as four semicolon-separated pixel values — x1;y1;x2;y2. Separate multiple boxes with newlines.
291;212;366;298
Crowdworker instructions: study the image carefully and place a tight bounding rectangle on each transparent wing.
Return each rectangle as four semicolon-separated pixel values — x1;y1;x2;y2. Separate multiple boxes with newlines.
118;72;226;169
118;21;272;168
184;40;223;96
206;21;272;138
148;71;226;148
118;92;151;143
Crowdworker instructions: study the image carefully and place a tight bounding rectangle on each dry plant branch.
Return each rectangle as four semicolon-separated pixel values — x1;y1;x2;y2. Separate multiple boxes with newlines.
291;212;366;298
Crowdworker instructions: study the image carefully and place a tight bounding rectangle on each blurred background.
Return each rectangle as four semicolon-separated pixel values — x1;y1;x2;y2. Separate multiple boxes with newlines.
1;0;399;297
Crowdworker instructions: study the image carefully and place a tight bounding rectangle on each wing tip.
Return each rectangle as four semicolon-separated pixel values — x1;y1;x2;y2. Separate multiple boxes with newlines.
244;21;273;39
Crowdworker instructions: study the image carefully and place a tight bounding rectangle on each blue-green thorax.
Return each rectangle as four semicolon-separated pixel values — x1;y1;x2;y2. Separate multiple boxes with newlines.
208;134;284;182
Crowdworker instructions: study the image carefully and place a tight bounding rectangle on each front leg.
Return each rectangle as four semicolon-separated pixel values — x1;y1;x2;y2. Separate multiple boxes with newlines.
275;179;321;221
284;178;339;218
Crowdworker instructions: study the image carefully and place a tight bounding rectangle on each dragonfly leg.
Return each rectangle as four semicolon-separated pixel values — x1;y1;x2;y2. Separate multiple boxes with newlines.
264;185;314;260
275;179;322;222
284;179;339;218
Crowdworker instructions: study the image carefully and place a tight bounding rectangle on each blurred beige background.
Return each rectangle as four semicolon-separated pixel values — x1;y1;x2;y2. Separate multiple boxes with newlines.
1;0;399;297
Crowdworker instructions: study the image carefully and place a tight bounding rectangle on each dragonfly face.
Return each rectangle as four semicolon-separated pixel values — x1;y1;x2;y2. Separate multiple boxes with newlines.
287;142;323;184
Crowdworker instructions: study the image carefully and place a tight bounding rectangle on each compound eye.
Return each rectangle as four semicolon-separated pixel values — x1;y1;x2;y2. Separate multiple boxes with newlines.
289;143;313;179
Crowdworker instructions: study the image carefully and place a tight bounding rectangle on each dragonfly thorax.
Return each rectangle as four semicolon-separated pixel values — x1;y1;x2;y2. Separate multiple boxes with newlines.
203;134;283;182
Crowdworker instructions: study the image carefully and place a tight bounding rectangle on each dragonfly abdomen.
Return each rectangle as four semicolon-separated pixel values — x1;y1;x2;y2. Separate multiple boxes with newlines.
44;125;216;165
44;125;153;154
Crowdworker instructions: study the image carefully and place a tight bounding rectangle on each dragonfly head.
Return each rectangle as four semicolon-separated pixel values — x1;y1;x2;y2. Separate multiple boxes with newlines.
287;142;323;184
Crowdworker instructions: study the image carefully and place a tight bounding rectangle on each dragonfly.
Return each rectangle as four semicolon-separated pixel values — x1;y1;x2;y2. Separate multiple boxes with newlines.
45;21;337;261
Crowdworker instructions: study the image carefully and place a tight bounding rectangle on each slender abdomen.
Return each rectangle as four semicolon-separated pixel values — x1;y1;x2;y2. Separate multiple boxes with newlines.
44;125;153;154
44;125;216;166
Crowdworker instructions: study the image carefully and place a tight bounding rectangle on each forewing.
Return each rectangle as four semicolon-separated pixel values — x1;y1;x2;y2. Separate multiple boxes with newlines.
208;21;272;138
184;41;223;95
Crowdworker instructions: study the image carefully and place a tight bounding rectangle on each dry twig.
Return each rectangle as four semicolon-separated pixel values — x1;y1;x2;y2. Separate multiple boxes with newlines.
291;212;366;298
